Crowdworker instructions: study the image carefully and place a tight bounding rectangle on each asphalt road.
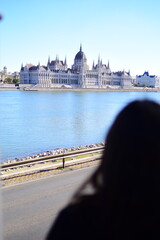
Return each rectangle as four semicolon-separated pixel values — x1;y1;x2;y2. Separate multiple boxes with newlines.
2;166;96;240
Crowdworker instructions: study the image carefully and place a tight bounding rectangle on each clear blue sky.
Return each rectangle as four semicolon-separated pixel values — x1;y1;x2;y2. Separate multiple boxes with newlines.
0;0;160;76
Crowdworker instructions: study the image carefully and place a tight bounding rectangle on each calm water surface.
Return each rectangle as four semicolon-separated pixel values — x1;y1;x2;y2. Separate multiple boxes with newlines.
0;90;160;161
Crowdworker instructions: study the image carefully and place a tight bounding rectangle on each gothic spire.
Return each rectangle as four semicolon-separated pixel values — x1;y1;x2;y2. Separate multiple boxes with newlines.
38;62;40;69
56;55;59;62
128;69;130;76
92;61;95;69
107;60;110;69
48;56;50;64
98;55;100;66
64;56;67;65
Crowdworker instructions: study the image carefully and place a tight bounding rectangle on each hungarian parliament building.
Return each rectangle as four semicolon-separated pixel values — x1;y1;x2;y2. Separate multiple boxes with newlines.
20;45;132;89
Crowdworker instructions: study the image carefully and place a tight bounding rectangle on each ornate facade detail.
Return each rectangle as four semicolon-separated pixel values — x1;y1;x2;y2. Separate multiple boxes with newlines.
20;45;132;89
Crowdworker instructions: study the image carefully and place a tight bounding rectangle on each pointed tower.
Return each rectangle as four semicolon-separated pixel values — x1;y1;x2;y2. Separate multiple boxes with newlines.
48;56;50;64
106;60;111;74
64;56;67;70
98;55;101;67
64;56;67;65
92;61;95;69
80;43;82;52
128;69;131;76
56;55;59;62
37;62;40;69
97;55;102;88
107;60;110;69
47;56;50;70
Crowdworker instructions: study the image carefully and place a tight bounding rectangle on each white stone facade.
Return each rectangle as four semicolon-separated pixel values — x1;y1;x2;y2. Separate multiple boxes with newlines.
20;46;132;89
136;72;159;88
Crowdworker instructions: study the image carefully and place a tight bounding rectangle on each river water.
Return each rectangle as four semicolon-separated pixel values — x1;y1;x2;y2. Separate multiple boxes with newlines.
0;90;160;161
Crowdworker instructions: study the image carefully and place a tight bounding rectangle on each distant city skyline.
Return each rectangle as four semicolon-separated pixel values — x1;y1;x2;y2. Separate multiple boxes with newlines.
1;0;160;76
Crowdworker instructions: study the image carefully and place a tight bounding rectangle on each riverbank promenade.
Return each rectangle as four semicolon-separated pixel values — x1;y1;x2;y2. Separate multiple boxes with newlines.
0;83;160;92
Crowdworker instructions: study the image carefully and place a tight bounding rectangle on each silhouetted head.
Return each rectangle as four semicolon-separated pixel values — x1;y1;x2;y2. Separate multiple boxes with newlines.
68;100;160;238
100;100;160;206
75;99;160;210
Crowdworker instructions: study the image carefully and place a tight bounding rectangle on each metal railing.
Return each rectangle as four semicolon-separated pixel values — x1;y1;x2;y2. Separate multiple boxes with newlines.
1;147;104;173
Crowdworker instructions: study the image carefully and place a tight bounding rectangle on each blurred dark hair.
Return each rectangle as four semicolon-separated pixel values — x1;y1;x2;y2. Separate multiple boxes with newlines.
75;100;160;209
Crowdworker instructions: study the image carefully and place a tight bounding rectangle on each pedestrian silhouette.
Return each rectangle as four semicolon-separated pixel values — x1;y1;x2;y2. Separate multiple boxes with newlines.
46;100;160;240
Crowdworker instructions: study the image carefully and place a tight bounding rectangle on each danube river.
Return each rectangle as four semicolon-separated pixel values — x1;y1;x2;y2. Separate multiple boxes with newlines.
0;90;160;161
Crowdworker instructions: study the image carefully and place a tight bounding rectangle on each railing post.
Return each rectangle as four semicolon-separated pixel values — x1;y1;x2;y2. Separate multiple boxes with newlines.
62;158;65;168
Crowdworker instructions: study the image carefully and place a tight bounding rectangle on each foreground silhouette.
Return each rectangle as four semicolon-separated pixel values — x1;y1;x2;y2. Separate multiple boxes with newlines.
46;100;160;240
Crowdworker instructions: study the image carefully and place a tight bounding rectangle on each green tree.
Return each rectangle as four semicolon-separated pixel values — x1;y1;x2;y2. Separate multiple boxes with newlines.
5;77;13;84
13;78;20;84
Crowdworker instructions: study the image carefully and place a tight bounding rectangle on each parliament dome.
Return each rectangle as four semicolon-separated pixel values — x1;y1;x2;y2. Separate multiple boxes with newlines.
75;45;87;61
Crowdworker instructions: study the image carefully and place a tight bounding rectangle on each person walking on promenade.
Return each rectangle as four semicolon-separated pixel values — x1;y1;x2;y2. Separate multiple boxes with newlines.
46;100;160;240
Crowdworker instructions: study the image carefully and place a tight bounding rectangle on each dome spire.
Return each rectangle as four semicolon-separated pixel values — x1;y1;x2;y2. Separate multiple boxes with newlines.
80;44;82;52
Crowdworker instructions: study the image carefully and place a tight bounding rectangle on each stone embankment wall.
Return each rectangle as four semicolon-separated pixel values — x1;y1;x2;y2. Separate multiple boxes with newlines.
4;142;105;164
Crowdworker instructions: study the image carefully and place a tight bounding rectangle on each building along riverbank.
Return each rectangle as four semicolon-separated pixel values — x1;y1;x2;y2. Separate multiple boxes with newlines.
0;83;160;92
